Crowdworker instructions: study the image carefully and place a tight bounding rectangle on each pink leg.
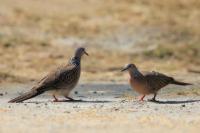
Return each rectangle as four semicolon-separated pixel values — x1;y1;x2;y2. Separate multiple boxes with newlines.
139;95;145;101
53;95;59;102
53;95;72;102
64;96;74;101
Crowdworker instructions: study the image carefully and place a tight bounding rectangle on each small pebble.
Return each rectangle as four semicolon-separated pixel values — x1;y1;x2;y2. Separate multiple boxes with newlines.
181;105;186;107
74;91;78;94
64;111;70;113
120;100;126;103
73;106;77;108
0;93;3;96
114;108;119;111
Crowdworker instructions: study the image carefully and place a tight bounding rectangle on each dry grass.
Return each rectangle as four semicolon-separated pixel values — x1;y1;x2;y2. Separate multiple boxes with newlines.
0;0;199;82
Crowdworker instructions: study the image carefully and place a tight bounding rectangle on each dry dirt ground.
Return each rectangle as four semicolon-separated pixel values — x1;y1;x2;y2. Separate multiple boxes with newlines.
0;80;200;133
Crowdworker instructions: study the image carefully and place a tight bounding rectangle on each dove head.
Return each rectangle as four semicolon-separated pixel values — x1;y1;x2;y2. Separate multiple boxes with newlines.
121;63;137;72
74;47;89;59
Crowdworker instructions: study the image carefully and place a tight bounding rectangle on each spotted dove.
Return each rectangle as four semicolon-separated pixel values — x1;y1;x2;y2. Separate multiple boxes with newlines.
121;64;192;101
9;47;88;103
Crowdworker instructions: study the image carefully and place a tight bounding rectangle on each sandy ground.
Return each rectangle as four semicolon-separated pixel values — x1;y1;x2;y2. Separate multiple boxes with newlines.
0;83;200;133
0;0;200;83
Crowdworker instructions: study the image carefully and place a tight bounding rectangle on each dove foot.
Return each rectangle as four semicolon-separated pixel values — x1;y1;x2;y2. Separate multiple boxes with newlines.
148;93;158;102
64;96;75;101
148;98;158;102
139;95;145;101
52;95;67;102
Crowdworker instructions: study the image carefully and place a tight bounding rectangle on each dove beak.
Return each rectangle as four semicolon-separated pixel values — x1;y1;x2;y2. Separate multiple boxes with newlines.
121;67;128;72
84;51;89;56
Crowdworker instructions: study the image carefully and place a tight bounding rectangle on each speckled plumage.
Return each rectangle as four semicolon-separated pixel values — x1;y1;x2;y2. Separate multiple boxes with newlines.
9;47;88;103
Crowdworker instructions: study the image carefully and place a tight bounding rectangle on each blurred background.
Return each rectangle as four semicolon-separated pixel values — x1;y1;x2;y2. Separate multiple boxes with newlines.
0;0;199;83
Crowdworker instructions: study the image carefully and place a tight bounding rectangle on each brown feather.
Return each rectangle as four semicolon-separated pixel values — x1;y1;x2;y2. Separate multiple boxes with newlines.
9;56;81;103
144;71;173;92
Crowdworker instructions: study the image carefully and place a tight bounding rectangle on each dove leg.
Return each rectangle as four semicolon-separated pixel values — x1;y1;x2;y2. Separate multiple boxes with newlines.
53;95;59;102
148;93;158;102
152;93;157;101
64;96;75;101
53;95;69;102
139;95;145;101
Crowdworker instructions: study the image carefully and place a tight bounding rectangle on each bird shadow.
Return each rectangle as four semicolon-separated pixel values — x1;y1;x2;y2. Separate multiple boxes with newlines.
26;99;112;104
54;99;112;103
148;99;200;104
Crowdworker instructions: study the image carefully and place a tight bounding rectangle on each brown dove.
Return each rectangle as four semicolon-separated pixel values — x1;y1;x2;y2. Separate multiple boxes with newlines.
121;64;192;101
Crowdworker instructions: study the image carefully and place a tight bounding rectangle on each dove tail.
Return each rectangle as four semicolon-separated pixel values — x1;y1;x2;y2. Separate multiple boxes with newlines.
171;80;192;86
8;89;44;103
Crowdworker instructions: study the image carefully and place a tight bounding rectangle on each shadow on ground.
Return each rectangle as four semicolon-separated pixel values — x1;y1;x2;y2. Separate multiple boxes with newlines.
25;100;113;104
149;99;200;104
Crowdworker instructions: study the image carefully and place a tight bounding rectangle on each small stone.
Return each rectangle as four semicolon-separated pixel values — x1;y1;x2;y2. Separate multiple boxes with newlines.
64;111;70;113
0;93;3;96
74;91;78;94
114;108;119;111
181;105;186;107
120;100;126;103
93;91;97;94
154;108;158;111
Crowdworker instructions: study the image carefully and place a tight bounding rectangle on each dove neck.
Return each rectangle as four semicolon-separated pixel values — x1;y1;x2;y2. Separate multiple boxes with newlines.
70;57;81;66
74;49;83;59
129;68;143;78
